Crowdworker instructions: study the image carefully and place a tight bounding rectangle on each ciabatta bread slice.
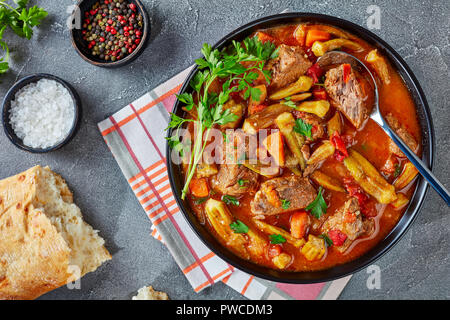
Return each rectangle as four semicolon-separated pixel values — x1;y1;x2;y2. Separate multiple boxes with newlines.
0;166;111;300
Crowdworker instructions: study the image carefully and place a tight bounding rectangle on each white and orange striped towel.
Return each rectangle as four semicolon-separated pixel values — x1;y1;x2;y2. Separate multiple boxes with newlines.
97;66;352;300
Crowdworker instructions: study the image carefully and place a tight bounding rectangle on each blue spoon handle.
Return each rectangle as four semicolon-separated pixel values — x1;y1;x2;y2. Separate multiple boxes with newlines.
383;124;450;206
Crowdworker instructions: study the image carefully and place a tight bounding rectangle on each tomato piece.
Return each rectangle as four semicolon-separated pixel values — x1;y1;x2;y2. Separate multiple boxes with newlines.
330;131;349;161
328;230;347;246
342;63;352;83
343;178;375;217
306;63;324;83
361;201;377;217
268;244;282;258
312;86;328;100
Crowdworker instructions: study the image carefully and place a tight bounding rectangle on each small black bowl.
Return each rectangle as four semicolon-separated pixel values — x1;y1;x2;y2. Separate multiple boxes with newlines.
70;0;150;68
2;74;82;153
167;13;434;284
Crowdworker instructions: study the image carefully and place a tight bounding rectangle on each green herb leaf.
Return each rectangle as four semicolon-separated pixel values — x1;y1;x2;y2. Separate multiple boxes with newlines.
230;220;249;234
306;187;328;219
222;195;240;206
0;1;47;73
222;132;229;143
166;112;192;130
269;234;286;245
393;163;402;178
281;199;291;210
283;97;297;109
193;197;208;205
243;36;278;61
238;179;249;187
165;135;190;158
320;234;333;247
293;118;313;140
176;93;195;111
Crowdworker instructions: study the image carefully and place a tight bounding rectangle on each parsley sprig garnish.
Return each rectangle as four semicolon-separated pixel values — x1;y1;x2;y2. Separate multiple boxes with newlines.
0;1;48;73
294;118;313;140
167;36;278;200
306;187;328;219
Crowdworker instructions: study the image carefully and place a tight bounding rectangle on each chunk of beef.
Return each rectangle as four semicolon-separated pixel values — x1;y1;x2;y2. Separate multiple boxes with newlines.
385;113;418;157
211;129;260;196
321;198;374;253
211;164;259;196
267;45;312;89
303;162;320;177
324;64;371;129
250;176;317;216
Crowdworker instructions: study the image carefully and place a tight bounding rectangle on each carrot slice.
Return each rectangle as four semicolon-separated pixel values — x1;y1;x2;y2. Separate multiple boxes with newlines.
262;131;285;167
290;211;310;239
305;30;331;47
256;31;277;44
189;177;209;198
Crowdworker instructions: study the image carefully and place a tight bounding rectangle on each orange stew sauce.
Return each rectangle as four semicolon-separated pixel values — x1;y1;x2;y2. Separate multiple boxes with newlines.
185;23;422;271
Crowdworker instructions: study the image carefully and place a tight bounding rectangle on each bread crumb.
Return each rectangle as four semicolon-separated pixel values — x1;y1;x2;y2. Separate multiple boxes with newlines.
132;286;169;300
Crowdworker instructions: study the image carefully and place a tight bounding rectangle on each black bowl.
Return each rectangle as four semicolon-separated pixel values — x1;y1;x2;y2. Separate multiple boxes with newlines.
2;74;82;153
167;13;434;284
70;0;150;68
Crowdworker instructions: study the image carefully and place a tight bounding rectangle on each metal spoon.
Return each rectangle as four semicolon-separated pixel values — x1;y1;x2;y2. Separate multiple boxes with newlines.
317;50;450;205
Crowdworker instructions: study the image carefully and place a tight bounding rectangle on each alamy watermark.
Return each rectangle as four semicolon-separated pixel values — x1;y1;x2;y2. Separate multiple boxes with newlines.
366;264;381;290
366;5;381;30
66;265;81;290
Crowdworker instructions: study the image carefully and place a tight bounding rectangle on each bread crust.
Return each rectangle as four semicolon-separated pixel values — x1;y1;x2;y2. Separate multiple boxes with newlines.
0;166;110;300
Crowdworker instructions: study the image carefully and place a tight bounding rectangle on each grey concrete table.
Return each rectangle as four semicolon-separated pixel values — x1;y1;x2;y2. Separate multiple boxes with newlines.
0;0;448;300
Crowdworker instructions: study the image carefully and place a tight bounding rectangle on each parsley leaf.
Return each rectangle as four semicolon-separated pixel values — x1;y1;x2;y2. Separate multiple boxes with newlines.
176;93;195;111
222;132;229;143
320;234;333;247
0;1;47;73
281;199;291;210
283;96;297;109
230;220;249;234
238;179;249;187
222;195;240;206
293;118;313;140
193;197;208;205
306;187;328;219
393;163;402;178
165;112;193;130
269;234;286;245
243;36;279;61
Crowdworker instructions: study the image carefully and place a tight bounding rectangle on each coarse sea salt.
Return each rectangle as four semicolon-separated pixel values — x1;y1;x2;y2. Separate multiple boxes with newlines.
9;78;75;149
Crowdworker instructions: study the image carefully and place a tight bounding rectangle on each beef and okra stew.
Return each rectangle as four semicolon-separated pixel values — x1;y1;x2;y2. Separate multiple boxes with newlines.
167;23;421;271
